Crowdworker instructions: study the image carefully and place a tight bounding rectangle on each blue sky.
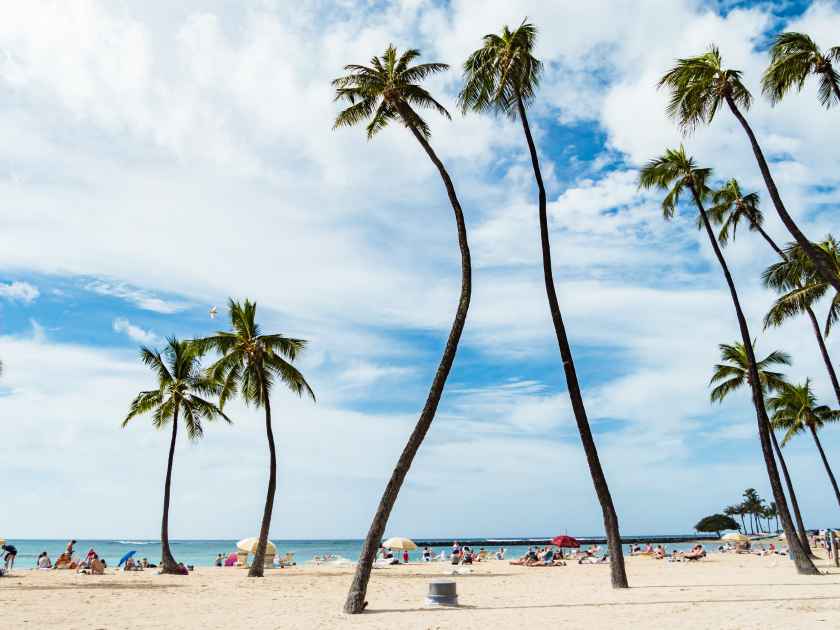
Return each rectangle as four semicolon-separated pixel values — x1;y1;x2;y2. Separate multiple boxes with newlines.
2;0;840;540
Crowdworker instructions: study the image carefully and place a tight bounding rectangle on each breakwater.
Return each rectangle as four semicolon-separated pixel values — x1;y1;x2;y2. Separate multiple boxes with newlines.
412;534;720;548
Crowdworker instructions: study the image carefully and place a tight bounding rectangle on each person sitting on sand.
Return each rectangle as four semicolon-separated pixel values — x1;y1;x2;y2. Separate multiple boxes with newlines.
496;547;505;560
124;557;136;571
215;554;224;567
36;552;52;569
654;545;665;560
90;555;105;575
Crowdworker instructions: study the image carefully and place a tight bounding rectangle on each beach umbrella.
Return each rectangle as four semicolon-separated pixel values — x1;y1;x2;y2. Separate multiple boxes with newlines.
722;532;749;542
382;537;417;551
550;535;580;548
118;550;136;566
0;538;5;546
236;538;277;555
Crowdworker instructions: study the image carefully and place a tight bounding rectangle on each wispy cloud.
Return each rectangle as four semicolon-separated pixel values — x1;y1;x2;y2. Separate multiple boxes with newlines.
85;280;188;314
0;281;39;303
113;317;161;345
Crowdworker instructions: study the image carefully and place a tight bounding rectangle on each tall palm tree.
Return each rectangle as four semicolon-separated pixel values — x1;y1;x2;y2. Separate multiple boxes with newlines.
639;147;817;574
659;46;840;293
762;32;840;108
768;380;840;507
196;299;314;578
768;501;780;532
332;45;472;613
122;338;231;573
742;489;763;534
458;20;628;588
763;236;840;406
709;341;810;550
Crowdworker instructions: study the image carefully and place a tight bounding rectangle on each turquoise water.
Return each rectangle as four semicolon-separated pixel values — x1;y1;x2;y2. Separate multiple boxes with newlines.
4;538;712;569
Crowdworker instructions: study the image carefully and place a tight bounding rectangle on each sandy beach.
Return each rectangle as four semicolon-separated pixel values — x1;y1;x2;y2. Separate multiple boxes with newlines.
3;551;840;629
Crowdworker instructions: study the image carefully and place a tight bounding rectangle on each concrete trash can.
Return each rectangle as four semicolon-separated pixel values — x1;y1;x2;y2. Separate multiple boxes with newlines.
425;579;458;606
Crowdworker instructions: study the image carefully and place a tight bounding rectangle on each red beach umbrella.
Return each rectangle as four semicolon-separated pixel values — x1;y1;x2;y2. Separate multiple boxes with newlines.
551;535;580;548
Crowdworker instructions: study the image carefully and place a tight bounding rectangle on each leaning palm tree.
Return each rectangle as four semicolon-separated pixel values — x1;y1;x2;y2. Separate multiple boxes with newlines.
332;45;472;613
122;338;231;573
458;20;627;588
723;504;743;531
710;341;810;550
639;147;817;574
196;299;314;578
762;32;840;108
709;182;840;408
659;46;840;293
768;380;840;507
763;236;840;406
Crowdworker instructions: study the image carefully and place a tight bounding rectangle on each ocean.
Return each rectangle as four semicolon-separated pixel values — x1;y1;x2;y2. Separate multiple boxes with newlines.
4;538;713;569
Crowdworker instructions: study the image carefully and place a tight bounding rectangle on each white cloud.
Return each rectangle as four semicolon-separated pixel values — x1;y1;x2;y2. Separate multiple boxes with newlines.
112;317;161;345
85;281;188;314
0;280;39;302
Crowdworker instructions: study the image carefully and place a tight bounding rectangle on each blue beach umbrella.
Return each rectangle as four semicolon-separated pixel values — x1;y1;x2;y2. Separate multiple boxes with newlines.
118;550;136;566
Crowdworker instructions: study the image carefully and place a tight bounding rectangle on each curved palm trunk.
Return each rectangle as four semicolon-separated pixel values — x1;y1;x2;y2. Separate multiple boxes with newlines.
516;95;628;587
160;404;180;573
249;389;276;577
343;111;472;614
811;426;840;507
753;225;840;406
691;185;818;574
739;513;746;532
769;428;810;551
725;94;840;293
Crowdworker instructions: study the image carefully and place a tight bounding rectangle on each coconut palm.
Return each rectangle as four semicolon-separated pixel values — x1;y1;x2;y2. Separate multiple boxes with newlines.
458;20;628;588
196;299;314;578
122;338;231;573
709;341;810;550
763;236;840;406
767;501;780;532
332;45;472;613
659;46;840;293
768;380;840;507
762;32;840;108
723;505;743;531
639;146;817;574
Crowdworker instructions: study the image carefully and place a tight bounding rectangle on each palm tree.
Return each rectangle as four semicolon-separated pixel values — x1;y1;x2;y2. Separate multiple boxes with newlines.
711;184;840;407
768;501;780;532
639;147;817;574
122;338;231;573
768;380;840;507
763;236;840;406
762;32;840;108
724;505;743;531
196;299;314;578
659;46;840;293
742;489;763;534
459;20;628;588
709;341;810;550
332;45;472;613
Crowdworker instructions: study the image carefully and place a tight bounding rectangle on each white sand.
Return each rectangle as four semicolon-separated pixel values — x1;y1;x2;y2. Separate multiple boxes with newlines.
3;552;840;629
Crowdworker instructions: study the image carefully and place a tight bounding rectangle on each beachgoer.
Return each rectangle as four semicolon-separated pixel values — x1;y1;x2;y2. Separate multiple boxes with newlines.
496;547;505;560
402;549;409;564
2;544;18;571
37;552;52;569
66;540;77;557
215;554;223;567
422;546;431;562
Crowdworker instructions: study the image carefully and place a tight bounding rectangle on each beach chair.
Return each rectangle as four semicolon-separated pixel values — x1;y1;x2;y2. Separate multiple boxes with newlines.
236;551;249;567
277;552;296;567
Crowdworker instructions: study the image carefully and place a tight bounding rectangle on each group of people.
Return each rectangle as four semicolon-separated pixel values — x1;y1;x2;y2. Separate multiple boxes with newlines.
510;546;568;567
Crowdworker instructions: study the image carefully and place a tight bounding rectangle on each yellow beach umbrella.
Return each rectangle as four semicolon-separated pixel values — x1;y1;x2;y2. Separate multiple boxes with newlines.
236;537;277;555
382;537;417;551
722;532;749;542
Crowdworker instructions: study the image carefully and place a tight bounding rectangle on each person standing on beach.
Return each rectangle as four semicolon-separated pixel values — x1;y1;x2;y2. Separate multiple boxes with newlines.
66;540;76;558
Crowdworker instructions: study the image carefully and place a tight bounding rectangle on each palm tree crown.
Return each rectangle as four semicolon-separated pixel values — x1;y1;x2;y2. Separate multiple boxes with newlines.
458;19;542;117
709;341;790;403
708;179;763;246
658;45;752;133
332;44;450;139
762;32;840;108
197;299;314;407
763;236;840;334
638;146;711;215
123;338;230;438
768;379;840;445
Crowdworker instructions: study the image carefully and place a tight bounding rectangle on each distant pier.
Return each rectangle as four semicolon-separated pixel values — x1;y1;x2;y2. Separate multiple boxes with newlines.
411;534;720;548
